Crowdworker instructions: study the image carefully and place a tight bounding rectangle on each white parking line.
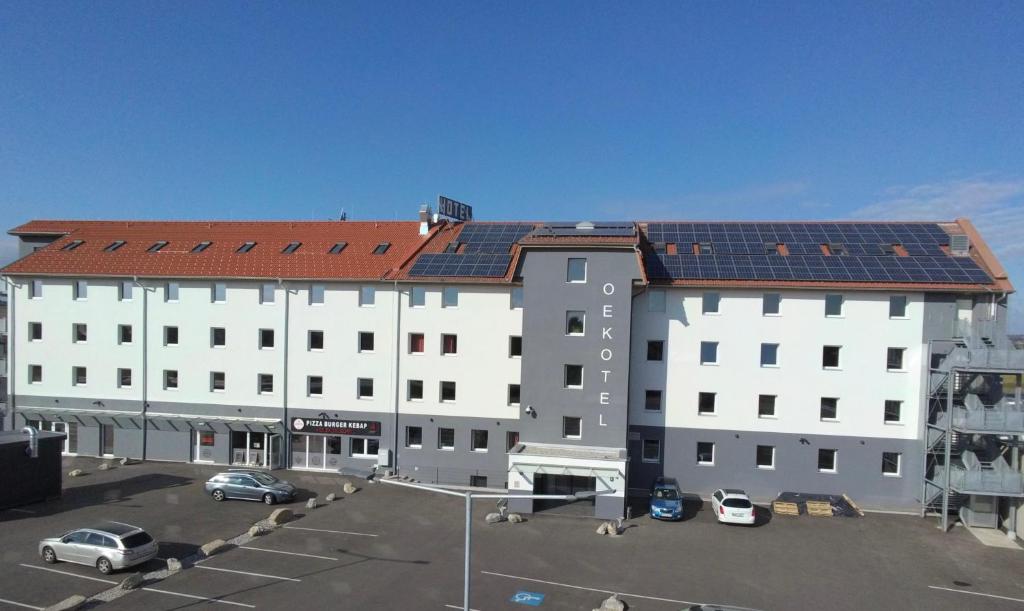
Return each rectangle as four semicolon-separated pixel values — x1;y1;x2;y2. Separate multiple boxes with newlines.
19;563;117;584
282;525;378;537
8;508;36;514
239;546;338;561
141;587;256;608
195;564;302;581
929;586;1024;604
480;570;706;606
0;597;44;610
444;605;482;611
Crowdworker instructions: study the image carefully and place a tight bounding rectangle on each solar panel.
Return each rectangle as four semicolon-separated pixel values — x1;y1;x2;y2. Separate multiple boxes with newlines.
408;253;513;277
531;222;634;238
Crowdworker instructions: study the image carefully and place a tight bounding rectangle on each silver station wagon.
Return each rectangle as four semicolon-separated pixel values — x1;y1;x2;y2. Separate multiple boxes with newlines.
38;522;158;574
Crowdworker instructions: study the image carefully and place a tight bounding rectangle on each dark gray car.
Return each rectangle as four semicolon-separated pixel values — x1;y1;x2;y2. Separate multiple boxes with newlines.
204;470;296;504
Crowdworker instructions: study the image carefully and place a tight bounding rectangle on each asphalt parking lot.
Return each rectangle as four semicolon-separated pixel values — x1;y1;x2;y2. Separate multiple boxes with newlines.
2;457;1024;611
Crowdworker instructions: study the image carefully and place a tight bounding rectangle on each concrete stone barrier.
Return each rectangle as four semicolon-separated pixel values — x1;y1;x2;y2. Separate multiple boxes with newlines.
118;572;144;590
43;594;87;611
268;508;294;525
200;539;228;557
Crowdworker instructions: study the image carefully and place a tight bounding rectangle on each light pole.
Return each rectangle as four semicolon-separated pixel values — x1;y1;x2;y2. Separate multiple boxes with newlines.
377;477;607;611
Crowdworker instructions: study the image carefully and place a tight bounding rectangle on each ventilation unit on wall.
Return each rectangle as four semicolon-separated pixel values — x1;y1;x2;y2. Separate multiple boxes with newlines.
950;234;970;256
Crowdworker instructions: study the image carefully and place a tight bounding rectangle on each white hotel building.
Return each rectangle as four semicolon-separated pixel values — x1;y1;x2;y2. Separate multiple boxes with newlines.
3;212;1022;523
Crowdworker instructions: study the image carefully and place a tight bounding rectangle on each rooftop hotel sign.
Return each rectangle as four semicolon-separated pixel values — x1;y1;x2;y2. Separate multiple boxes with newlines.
438;195;474;221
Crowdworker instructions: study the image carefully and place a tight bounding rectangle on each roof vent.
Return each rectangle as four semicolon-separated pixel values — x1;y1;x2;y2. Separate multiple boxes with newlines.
575;221;595;231
950;234;970;256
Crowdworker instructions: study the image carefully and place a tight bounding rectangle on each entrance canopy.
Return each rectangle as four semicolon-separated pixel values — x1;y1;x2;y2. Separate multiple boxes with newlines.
146;412;281;434
18;406;143;428
509;462;623;479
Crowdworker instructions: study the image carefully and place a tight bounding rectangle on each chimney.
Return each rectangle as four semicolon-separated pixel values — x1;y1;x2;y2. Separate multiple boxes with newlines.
419;204;433;236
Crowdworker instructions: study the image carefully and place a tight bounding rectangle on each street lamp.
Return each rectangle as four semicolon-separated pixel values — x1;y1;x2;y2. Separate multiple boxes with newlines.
377;477;608;611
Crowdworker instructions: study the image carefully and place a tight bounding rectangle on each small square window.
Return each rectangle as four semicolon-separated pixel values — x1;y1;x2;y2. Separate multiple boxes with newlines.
700;341;719;365
360;286;375;307
29;322;42;341
357;377;374;399
372;242;390;255
310;284;325;305
822;345;841;368
760;343;779;367
192;241;212;253
471;429;488;452
642;439;661;463
211;327;226;347
260;283;276;305
164;326;179;346
165;282;180;302
566;311;585;335
508;384;521;405
756;445;775;469
410;287;426;307
509;336;522;357
562;416;582;439
887;347;905;371
359;332;375;353
440;381;457;402
73;323;87;343
74;280;88;300
118;368;133;388
510;287;524;309
697;441;715;465
438;428;455;450
647;340;664;361
164;369;178;390
30;279;42;299
758;394;776;418
308;376;323;397
506;431;520;451
212;282;226;303
889;295;908;318
407;380;423;400
702;292;720;314
762;293;781;315
73;366;87;385
441;334;458;355
308;330;324;350
648;290;666;312
564;364;583;388
820;397;839;421
119;324;133;344
818;448;838;472
259;329;275;349
29;364;42;383
329;241;347;254
409;333;425;354
442;287;459;308
120;281;134;301
211;371;225;392
825;294;843;317
698;392;716;415
406;426;423;448
882;452;901;477
566;258;587;283
259;374;274;394
884;400;902;423
645;390;662;411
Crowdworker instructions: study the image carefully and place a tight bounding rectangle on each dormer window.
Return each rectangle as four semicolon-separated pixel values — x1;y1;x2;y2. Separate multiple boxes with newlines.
879;244;897;255
373;242;391;255
147;241;168;253
444;241;460;254
61;240;85;251
698;242;714;255
764;242;779;255
192;241;212;253
828;243;846;256
237;241;256;253
104;241;126;252
282;241;302;254
652;242;667;254
328;241;347;254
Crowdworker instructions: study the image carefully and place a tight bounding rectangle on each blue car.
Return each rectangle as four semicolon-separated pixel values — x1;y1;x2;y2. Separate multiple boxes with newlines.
649;477;684;520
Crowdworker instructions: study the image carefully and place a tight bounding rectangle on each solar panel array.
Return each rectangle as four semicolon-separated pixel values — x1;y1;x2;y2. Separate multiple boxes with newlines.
457;224;535;254
531;222;635;238
646;222;950;247
409;223;535;277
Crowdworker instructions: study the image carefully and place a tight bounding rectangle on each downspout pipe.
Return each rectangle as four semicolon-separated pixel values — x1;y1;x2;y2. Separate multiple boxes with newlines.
281;279;290;468
392;279;402;475
5;277;16;431
133;278;149;461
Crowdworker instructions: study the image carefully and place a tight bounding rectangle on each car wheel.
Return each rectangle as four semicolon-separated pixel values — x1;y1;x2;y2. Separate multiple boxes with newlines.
42;547;57;564
263;493;276;505
211;489;226;502
97;557;113;575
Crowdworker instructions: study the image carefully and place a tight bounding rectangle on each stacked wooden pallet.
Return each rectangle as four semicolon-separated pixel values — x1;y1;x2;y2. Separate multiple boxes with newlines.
771;500;800;516
805;500;833;517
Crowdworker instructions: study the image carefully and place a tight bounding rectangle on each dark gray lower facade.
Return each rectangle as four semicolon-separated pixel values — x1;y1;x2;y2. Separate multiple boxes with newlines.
394;414;519;489
628;425;923;512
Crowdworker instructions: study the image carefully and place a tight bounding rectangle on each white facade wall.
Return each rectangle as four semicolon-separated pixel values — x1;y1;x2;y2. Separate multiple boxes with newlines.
629;288;925;440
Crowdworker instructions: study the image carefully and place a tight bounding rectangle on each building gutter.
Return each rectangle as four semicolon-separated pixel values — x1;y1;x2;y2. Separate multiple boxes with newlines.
391;279;402;474
4;276;15;430
281;279;290;468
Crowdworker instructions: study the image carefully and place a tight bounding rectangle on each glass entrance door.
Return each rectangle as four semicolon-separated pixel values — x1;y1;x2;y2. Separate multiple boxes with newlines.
290;434;342;471
100;424;115;456
194;430;215;462
231;432;268;467
291;434;307;468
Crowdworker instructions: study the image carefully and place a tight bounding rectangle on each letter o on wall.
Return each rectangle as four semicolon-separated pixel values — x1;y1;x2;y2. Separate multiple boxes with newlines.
601;348;613;361
603;283;615;295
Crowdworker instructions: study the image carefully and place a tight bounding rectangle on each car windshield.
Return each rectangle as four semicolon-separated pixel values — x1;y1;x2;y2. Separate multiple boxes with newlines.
723;498;753;508
121;532;153;548
251;473;279;486
653;488;678;500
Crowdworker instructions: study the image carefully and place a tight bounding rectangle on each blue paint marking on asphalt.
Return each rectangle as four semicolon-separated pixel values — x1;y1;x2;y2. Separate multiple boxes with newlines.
511;591;545;606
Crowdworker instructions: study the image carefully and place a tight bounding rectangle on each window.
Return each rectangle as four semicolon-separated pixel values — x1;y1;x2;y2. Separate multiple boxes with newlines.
29;365;42;383
282;241;302;254
697;441;715;465
438;428;455;450
60;239;84;251
372;242;390;255
645;390;662;411
73;323;87;343
822;345;841;368
764;242;779;255
329;241;347;254
760;343;779;367
887;347;905;371
702;292;720;314
260;329;275;349
192;241;212;253
882;452;901;477
147;241;168;253
211;327;226;347
360;286;375;306
700;341;719;365
756;445;775;469
818;449;837;472
351;438;380;458
357;378;374;399
510;287;524;309
825;294;843;317
73;366;88;385
440;381;457;402
889;295;908;318
310;284;324;305
164;369;178;390
164;326;179;346
406;426;423;448
829;243;847;256
442;287;459;308
441;334;458;355
509;336;522;357
359;332;375;352
698;392;716;415
211;372;225;392
642;439;661;463
648;290;666;312
762;293;781;315
165;282;179;302
471;429;488;452
409;333;425;354
309;330;324;350
28;322;42;341
647;340;664;361
307;376;323;397
410;287;425;307
74;280;88;300
566;258;587;283
120;281;133;301
259;374;274;394
564;364;583;388
237;241;256;253
820;397;839;421
407;380;424;401
884;400;902;424
758;394;776;418
698;242;714;255
562;416;582;439
506;431;520;451
565;311;585;335
118;368;132;388
212;282;226;303
508;384;521;405
30;279;42;299
260;284;275;304
119;324;133;344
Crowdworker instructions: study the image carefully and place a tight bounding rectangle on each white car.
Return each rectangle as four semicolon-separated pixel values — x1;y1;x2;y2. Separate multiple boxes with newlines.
710;489;756;525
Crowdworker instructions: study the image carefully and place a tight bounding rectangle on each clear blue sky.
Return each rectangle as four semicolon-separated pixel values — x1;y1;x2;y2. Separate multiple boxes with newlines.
2;2;1022;328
